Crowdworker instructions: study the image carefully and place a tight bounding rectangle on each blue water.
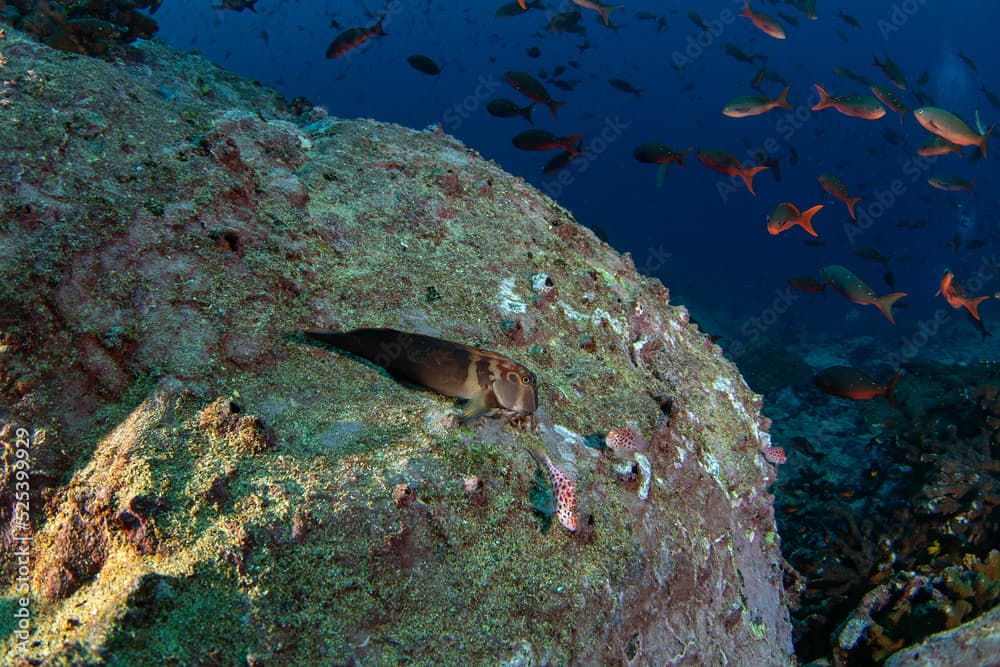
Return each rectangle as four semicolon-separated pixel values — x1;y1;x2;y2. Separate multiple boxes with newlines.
152;0;1000;361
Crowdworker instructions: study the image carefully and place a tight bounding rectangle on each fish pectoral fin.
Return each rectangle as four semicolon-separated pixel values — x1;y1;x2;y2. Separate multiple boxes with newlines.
460;391;500;422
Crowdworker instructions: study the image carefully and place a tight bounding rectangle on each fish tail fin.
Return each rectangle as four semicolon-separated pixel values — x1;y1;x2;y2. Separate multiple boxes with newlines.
373;16;387;36
739;1;752;18
599;4;624;26
741;165;769;196
965;295;990;321
846;196;861;220
522;102;536;124
678;147;693;167
979;124;993;158
811;83;833;110
775;85;792;110
886;369;904;410
798;204;824;237
304;328;347;346
547;99;568;119
563;132;585;154
875;292;908;325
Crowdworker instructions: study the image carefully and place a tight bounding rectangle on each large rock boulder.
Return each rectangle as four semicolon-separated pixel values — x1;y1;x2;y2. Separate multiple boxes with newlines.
0;28;793;665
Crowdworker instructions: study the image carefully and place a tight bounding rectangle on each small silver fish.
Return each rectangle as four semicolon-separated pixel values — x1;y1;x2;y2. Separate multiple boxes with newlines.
304;328;537;421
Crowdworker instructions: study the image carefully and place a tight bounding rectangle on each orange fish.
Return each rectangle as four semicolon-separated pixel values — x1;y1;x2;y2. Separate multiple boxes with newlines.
571;0;623;26
767;202;824;237
531;448;578;532
928;174;974;193
869;84;908;125
518;0;526;7
821;265;907;324
937;271;990;320
914;107;993;158
722;86;792;117
697;148;769;195
326;17;386;59
817;173;862;220
739;0;786;39
917;135;963;157
811;84;886;120
814;366;904;410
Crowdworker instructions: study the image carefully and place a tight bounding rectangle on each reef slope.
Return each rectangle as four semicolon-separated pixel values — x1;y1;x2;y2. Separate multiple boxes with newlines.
0;29;792;665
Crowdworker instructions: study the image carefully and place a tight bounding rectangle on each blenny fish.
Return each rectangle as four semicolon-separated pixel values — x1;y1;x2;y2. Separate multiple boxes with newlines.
531;448;578;533
304;328;537;421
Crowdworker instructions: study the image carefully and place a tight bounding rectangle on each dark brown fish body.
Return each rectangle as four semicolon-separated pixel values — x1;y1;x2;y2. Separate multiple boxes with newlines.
406;54;441;75
634;142;691;165
304;328;537;420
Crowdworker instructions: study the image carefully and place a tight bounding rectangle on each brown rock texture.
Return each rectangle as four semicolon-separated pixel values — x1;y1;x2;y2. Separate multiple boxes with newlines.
0;27;794;665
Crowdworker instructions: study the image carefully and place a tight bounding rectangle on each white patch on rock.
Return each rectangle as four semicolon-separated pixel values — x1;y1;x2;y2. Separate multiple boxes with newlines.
497;277;527;314
636;453;652;501
702;452;720;477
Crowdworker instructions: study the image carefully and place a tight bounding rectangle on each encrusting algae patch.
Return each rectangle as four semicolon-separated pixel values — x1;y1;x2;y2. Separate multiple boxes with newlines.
0;25;792;665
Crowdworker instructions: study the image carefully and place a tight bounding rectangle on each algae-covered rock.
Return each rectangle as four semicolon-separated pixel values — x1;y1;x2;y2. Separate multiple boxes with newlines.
0;27;793;665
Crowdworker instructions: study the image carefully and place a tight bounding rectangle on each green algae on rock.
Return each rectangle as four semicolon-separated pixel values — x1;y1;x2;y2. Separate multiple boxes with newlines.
1;26;793;665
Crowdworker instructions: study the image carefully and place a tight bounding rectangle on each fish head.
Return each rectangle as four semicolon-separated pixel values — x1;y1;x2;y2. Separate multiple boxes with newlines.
491;361;538;414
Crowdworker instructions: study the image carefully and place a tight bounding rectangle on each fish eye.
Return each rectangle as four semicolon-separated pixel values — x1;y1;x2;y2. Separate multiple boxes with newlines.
521;375;532;385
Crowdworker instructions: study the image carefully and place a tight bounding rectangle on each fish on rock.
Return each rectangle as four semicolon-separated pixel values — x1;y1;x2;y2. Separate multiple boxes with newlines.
531;447;578;532
304;328;537;420
605;426;649;457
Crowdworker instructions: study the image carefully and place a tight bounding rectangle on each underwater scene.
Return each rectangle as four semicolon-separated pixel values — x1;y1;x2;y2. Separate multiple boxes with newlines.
1;0;999;665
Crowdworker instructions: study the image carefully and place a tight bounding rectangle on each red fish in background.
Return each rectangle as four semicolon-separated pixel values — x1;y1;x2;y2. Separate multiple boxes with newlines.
739;0;786;39
767;202;824;237
633;142;692;165
518;0;526;7
512;129;584;154
505;70;567;119
817;173;862;220
788;275;827;293
814;366;904;410
326;16;386;58
811;84;886;119
572;0;624;27
821;264;907;324
697;148;769;195
937;271;990;320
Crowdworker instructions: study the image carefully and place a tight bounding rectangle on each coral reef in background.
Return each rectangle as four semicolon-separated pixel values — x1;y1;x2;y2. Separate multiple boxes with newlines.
0;0;160;56
0;27;792;664
751;339;1000;664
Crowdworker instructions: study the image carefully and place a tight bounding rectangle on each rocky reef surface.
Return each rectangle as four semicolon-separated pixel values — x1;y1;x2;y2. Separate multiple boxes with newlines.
0;28;795;664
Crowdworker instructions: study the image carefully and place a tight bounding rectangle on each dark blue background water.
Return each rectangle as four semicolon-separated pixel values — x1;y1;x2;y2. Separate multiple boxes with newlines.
152;0;999;363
